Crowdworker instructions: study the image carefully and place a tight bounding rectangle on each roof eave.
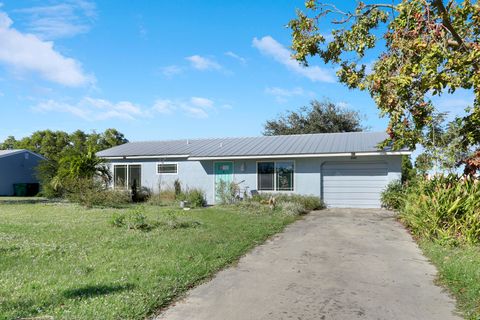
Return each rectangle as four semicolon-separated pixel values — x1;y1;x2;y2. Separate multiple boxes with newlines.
187;150;412;161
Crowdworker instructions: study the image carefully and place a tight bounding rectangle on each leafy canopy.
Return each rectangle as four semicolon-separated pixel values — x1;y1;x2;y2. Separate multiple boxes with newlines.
289;0;480;154
263;99;364;135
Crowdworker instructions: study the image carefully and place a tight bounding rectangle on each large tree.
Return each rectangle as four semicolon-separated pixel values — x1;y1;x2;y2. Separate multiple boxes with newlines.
289;0;480;171
264;99;364;135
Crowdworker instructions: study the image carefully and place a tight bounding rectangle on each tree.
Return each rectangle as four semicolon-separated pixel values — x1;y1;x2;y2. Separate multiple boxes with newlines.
289;1;480;166
263;99;364;135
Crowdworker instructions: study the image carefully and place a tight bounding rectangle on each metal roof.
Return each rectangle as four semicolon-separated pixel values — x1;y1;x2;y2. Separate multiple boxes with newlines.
0;149;46;159
97;132;407;159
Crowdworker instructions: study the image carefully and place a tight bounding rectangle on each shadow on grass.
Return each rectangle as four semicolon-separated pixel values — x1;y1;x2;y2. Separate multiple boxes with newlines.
63;283;134;299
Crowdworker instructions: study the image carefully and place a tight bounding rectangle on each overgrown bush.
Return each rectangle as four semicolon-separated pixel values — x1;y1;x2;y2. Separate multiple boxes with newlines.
147;187;206;208
381;180;407;210
147;188;176;206
65;178;130;208
215;180;239;204
185;188;206;208
174;179;182;198
277;201;308;216
399;175;480;245
110;206;151;230
232;193;324;216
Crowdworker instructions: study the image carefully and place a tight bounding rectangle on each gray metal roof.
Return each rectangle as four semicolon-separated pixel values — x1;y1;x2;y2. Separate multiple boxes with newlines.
97;132;397;158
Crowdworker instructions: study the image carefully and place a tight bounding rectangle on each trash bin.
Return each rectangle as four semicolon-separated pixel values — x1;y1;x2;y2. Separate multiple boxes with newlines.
26;183;40;196
13;183;28;196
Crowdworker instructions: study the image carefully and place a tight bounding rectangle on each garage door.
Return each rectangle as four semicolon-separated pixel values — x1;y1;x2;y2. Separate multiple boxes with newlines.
321;162;388;208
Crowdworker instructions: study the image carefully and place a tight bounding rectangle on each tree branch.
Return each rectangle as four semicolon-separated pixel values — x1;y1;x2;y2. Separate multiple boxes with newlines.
432;0;466;50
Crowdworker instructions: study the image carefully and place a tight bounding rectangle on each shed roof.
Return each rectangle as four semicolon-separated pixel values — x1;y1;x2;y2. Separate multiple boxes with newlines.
97;132;410;159
0;149;46;159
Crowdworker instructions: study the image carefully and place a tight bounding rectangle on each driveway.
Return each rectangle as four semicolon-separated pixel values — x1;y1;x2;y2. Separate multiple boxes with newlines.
156;209;461;320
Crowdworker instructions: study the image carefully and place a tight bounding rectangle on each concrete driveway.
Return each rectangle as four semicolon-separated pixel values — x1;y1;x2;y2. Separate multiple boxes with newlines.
156;209;461;320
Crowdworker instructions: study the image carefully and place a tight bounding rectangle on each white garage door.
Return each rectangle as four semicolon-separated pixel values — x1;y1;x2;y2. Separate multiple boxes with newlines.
321;162;388;208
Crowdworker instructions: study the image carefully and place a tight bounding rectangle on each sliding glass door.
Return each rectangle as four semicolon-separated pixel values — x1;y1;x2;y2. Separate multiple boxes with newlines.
113;164;141;189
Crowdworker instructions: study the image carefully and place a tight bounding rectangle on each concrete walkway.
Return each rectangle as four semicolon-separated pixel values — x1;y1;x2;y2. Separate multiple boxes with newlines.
156;209;461;320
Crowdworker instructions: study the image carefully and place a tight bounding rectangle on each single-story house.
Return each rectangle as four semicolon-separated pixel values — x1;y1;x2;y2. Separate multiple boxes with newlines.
0;149;44;196
97;132;411;208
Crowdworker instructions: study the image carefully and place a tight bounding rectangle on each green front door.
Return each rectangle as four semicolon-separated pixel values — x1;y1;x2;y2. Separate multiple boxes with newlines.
214;161;234;203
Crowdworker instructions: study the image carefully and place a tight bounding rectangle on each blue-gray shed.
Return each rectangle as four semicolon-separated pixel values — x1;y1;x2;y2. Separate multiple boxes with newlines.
0;149;44;196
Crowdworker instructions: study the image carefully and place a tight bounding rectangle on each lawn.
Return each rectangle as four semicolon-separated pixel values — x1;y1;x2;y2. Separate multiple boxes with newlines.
0;203;296;319
420;241;480;320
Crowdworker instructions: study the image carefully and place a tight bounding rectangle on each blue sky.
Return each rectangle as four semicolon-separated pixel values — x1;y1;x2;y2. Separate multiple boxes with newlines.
0;0;475;142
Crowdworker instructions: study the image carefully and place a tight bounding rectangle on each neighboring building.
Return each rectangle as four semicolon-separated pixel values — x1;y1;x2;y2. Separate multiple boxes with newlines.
97;132;411;208
0;149;44;196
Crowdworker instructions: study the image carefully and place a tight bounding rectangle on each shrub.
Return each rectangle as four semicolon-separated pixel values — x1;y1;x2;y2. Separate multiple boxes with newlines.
274;194;325;211
399;175;480;245
380;180;406;210
65;178;130;208
216;180;238;204
147;188;176;206
164;210;202;229
174;179;182;198
185;188;206;208
110;206;151;230
278;201;307;216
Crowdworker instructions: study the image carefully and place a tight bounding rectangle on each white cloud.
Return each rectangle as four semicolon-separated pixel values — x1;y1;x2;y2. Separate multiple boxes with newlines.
225;51;246;65
0;10;92;87
184;107;208;118
161;65;183;77
153;99;176;114
33;97;144;121
252;36;335;83
265;86;314;103
14;1;96;40
33;95;220;120
190;97;213;108
186;55;222;71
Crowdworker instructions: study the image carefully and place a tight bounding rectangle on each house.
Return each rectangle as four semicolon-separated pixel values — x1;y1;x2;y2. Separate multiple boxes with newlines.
0;149;44;196
97;132;411;208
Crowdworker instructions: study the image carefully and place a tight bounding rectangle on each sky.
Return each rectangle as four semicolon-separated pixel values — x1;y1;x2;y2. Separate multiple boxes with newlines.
0;0;475;143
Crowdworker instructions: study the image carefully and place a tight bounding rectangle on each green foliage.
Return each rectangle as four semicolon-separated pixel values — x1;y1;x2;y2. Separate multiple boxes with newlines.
401;156;416;183
110;206;150;230
263;99;364;135
215;180;239;204
381;180;407;210
233;193;325;216
185;188;206;208
174;179;182;198
289;1;480;161
65;178;130;208
398;175;480;245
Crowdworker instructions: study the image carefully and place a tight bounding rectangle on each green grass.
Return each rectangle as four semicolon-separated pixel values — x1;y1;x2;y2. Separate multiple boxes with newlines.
420;241;480;319
0;203;296;319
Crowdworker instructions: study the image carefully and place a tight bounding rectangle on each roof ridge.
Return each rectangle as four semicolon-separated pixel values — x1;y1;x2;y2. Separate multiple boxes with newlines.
127;131;385;144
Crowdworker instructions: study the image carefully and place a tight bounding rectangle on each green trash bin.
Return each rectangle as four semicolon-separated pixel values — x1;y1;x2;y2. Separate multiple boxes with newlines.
13;183;28;196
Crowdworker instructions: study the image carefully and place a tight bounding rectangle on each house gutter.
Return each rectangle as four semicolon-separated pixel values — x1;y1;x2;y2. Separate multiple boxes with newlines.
187;151;412;161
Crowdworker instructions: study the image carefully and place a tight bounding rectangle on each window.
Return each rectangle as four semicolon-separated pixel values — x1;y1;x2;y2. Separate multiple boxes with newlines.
157;163;178;174
257;161;294;191
276;162;294;191
114;164;141;189
257;162;275;191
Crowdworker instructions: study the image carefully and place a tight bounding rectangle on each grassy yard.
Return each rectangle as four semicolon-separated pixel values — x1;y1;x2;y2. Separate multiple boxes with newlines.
0;203;296;319
420;241;480;320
